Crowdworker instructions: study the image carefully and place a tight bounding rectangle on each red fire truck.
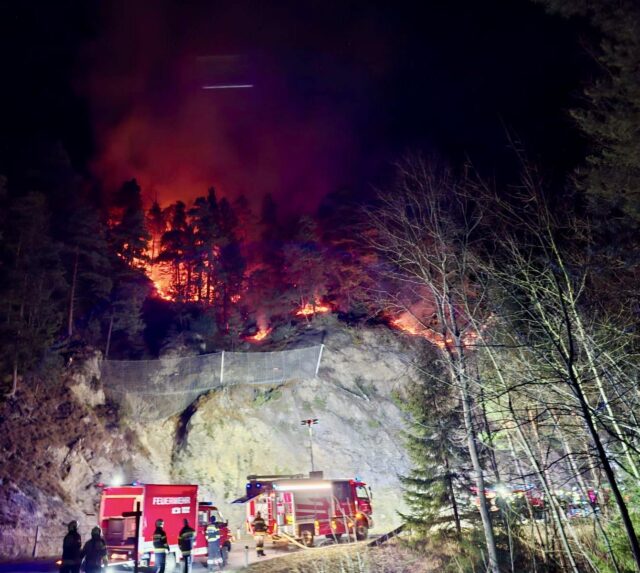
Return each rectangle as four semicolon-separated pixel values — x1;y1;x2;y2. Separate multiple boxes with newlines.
233;473;373;547
99;483;231;568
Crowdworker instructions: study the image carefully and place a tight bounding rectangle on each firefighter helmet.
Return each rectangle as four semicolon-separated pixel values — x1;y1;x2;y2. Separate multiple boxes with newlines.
91;526;102;537
156;519;164;528
68;520;78;531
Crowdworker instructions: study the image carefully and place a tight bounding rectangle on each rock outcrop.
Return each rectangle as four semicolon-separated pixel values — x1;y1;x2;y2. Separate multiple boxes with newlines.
0;319;419;558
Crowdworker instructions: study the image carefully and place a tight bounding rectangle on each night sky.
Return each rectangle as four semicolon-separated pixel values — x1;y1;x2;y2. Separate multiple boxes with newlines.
0;0;591;213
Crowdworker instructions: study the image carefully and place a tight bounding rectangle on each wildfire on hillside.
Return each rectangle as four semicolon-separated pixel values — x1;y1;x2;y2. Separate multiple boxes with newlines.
148;264;173;301
295;300;333;316
246;326;272;343
390;312;480;350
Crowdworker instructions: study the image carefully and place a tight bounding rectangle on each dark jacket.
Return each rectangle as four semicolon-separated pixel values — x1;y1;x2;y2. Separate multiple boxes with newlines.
62;531;82;564
178;525;196;555
252;516;267;533
153;527;169;553
81;537;107;570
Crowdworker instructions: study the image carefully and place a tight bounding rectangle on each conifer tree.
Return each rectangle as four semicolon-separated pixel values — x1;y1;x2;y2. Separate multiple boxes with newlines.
537;0;640;225
400;347;469;535
0;192;66;394
63;201;112;337
283;216;327;316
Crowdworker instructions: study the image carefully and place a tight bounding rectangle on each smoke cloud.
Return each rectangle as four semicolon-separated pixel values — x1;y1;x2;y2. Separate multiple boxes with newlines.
81;1;377;213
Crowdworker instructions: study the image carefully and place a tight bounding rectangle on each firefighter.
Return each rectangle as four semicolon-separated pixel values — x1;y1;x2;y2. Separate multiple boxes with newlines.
153;518;170;573
205;516;222;571
81;526;107;573
178;518;196;573
252;512;267;557
61;520;82;573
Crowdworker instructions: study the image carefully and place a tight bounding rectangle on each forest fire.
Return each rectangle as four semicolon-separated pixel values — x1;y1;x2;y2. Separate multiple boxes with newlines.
148;265;173;301
295;300;333;316
390;312;480;350
390;314;448;349
246;325;272;343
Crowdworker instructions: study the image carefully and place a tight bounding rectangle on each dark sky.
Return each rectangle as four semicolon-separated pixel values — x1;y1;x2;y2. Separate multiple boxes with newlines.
0;0;590;212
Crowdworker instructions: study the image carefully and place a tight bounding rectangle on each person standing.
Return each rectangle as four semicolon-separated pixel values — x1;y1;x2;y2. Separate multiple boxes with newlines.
178;519;196;573
61;520;82;573
252;512;267;557
81;527;107;573
205;516;221;571
153;519;170;573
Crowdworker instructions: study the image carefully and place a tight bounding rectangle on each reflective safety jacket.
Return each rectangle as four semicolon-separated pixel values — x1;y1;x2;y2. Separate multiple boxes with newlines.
178;525;196;555
205;524;220;543
153;528;170;553
62;531;82;565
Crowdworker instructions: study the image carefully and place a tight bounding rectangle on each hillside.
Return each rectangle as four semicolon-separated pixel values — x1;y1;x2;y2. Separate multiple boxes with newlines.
0;318;419;558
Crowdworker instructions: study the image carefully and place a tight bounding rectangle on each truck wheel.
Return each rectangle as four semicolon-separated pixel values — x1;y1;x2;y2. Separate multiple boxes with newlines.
355;522;368;541
301;529;315;547
166;553;177;573
326;533;342;543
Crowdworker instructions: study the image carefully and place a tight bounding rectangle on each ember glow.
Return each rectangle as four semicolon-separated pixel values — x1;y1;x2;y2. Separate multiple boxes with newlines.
390;314;448;349
295;300;333;317
148;264;173;301
246;326;272;343
390;312;480;350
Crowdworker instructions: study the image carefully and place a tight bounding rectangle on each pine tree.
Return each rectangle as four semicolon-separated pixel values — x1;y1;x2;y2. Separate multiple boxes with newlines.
282;216;327;317
110;179;150;267
146;200;167;262
537;0;640;225
63;201;112;338
0;192;67;394
105;179;152;358
189;188;222;304
399;347;469;535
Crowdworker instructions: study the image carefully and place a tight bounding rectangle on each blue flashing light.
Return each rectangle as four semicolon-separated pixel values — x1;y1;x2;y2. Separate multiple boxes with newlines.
246;483;251;489
256;483;261;488
355;476;361;482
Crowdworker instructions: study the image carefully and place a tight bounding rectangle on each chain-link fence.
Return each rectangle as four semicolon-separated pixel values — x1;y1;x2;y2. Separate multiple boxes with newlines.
100;345;324;420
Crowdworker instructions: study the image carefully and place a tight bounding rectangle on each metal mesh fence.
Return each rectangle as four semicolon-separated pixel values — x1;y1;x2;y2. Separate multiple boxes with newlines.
100;345;324;421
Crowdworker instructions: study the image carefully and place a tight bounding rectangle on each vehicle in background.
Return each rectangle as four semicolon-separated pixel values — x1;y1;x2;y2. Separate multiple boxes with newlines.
233;471;373;547
99;483;231;569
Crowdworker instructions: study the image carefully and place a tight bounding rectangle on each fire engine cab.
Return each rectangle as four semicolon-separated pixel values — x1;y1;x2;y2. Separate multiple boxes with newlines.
233;472;373;547
99;483;231;568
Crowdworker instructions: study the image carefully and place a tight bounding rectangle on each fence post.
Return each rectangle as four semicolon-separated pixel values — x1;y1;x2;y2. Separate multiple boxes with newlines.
32;524;40;558
314;344;324;377
220;351;225;385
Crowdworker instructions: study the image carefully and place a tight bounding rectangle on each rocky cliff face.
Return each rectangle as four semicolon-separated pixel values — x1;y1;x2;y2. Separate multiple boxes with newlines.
0;320;419;558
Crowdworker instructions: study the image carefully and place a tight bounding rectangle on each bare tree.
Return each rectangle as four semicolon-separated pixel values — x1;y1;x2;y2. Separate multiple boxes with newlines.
367;157;500;573
479;164;640;572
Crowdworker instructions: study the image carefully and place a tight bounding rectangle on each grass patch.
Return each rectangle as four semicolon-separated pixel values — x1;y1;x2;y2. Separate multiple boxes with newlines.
240;540;446;573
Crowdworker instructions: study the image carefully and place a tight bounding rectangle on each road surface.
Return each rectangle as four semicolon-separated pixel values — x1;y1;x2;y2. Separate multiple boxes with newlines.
0;537;300;573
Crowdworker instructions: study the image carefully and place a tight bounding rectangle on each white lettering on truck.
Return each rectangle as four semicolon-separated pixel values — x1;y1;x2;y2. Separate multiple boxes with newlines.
152;497;191;505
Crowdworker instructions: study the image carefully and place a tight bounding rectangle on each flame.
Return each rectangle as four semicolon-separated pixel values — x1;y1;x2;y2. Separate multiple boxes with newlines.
246;313;271;343
296;300;332;317
390;314;448;349
246;326;272;343
390;312;480;350
148;264;173;301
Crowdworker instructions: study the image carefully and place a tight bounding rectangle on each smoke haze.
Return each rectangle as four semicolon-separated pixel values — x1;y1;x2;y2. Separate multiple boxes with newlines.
81;1;378;212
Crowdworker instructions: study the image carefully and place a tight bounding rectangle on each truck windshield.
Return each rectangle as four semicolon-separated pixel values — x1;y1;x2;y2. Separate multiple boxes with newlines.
355;486;369;500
